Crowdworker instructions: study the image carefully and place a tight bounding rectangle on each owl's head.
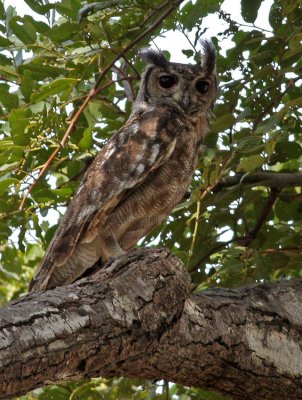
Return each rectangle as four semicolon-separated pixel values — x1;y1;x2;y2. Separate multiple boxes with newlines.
135;40;217;115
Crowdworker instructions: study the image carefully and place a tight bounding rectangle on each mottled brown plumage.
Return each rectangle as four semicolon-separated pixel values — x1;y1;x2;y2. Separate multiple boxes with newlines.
30;40;217;291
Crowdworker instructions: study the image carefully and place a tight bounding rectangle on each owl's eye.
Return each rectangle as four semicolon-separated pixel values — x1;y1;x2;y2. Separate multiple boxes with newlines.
195;80;209;94
159;75;178;89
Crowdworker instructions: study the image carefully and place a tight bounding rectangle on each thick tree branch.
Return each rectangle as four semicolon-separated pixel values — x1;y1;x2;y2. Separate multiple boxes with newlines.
0;248;302;400
213;172;302;191
252;78;297;132
237;187;280;247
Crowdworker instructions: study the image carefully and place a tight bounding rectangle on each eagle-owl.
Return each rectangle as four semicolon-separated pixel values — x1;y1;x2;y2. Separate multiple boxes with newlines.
29;40;217;292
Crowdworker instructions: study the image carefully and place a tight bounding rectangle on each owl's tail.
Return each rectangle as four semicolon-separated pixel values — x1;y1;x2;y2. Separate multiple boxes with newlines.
29;240;102;292
29;231;126;292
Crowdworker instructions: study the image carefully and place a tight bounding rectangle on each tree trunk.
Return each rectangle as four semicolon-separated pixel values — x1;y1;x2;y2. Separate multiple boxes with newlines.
0;248;301;400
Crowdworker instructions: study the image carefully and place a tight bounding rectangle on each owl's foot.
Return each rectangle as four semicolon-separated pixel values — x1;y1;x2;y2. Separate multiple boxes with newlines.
99;233;125;262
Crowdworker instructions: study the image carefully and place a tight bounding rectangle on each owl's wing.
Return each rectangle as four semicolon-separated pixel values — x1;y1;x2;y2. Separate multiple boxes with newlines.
30;105;180;290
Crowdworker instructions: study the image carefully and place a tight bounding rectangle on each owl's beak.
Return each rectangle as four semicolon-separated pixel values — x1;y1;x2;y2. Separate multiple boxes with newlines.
180;92;191;110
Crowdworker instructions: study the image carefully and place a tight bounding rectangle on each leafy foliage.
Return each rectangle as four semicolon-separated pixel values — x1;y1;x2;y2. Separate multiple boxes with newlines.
0;0;301;398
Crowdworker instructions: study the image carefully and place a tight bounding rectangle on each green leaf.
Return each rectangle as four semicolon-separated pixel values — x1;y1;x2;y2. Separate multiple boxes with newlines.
0;53;13;66
8;109;31;145
182;49;194;58
289;32;302;50
0;178;19;193
281;47;302;62
66;160;85;178
19;58;67;80
274;141;302;162
24;243;44;263
0;161;19;173
79;127;93;151
211;114;235;133
252;50;274;64
9;15;37;44
241;0;264;23
31;78;77;102
0;144;24;164
24;0;54;15
254;114;279;134
20;70;34;101
0;64;18;80
23;15;49;34
275;199;300;222
269;2;282;30
52;186;75;201
55;0;81;20
0;83;18;110
253;64;275;79
0;1;5;19
196;0;223;16
179;1;202;30
47;22;79;42
237;155;265;172
0;34;12;47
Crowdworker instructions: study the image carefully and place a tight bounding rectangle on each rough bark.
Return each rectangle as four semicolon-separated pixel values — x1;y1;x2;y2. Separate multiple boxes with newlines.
0;248;301;400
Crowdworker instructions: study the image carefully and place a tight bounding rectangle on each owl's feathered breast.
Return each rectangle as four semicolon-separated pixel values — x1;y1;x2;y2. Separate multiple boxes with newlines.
99;103;205;250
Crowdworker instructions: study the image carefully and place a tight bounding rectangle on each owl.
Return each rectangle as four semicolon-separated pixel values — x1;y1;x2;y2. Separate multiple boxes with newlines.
29;40;217;292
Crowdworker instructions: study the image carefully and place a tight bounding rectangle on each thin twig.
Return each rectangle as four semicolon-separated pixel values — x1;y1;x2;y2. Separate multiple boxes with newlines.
189;188;280;272
245;187;280;242
164;380;169;400
188;237;238;272
112;65;136;101
252;78;297;132
93;0;183;90
187;153;234;268
186;198;201;267
20;88;96;209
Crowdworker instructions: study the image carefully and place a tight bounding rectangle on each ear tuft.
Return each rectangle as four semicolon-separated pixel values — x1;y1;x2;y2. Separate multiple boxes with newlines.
138;47;169;68
199;39;216;74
